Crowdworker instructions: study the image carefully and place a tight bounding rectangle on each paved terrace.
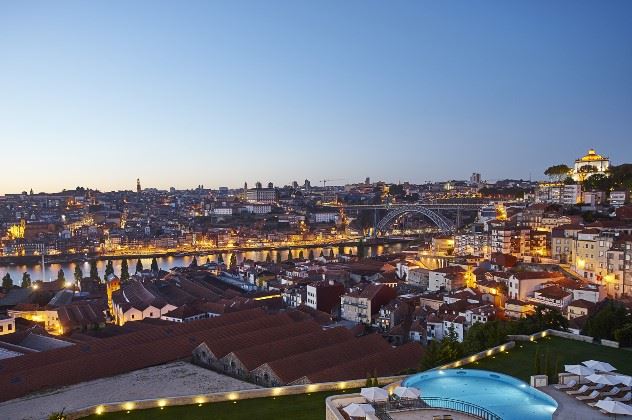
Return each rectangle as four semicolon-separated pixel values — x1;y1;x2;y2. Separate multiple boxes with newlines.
0;361;259;420
540;386;612;420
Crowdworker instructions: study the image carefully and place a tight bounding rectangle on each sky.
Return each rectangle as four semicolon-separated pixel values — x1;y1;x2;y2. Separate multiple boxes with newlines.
0;1;631;193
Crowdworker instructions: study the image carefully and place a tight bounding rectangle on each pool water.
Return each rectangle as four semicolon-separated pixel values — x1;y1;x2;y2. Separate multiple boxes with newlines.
402;369;558;420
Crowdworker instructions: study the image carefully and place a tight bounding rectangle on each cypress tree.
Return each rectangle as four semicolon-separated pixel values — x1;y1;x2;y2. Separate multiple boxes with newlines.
266;252;272;263
21;272;31;288
191;256;198;267
2;273;12;289
229;253;237;268
276;252;282;264
298;250;304;260
89;260;99;280
135;259;143;273
120;259;130;281
218;253;224;264
308;249;315;260
151;257;159;272
57;269;65;283
104;260;114;278
74;265;83;283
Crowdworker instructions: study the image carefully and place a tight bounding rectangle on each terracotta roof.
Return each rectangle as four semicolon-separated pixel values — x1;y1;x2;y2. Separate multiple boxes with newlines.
254;333;391;384
513;271;564;280
228;327;353;371
535;285;571;300
203;318;320;359
0;308;268;401
301;342;424;383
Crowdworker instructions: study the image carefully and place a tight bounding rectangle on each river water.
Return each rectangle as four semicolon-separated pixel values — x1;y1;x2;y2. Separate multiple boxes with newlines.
1;243;407;285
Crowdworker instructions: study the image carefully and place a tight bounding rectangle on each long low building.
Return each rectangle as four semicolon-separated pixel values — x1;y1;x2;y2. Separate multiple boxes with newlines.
0;308;273;401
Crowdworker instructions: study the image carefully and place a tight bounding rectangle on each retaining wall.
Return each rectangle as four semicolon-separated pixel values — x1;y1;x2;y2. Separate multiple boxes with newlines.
508;329;620;348
68;375;408;419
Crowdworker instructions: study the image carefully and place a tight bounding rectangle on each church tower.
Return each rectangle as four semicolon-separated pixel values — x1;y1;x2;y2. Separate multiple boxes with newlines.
137;178;142;194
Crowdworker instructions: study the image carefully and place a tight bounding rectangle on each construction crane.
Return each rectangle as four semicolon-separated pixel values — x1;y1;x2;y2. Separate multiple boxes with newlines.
320;179;344;188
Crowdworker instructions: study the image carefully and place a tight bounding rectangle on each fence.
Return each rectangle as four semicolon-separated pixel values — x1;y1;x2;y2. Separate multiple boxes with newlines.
434;341;516;370
508;329;620;348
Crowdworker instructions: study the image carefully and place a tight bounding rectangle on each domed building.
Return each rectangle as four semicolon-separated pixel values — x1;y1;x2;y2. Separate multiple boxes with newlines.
572;148;609;182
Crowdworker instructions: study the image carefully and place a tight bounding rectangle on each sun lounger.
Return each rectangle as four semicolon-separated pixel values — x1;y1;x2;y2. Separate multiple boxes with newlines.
569;384;605;396
567;385;590;395
600;387;622;397
554;380;577;390
576;390;600;401
588;397;612;407
611;392;632;402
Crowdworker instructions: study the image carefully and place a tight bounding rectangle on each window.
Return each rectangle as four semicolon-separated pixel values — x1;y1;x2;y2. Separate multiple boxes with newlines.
8;324;12;331
0;326;3;332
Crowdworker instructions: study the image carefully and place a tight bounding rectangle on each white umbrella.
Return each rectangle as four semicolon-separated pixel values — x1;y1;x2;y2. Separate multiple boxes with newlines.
583;360;617;372
565;364;595;376
587;374;621;386
361;387;389;402
613;375;632;387
393;386;421;399
595;400;632;416
343;403;376;418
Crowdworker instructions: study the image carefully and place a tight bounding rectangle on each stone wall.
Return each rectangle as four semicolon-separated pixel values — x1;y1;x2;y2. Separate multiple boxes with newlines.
508;329;620;348
67;375;408;419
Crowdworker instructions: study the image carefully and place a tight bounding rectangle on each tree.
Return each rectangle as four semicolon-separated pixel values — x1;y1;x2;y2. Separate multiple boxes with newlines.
583;300;631;340
120;259;130;281
319;250;324;258
583;173;610;192
298;250;304;260
577;164;597;183
308;249;315;260
266;252;272;263
544;165;571;183
57;269;65;284
2;273;14;289
135;259;143;273
74;265;83;283
206;257;211;265
218;254;225;265
229;253;237;268
151;257;159;272
338;244;344;255
104;260;114;279
21;272;32;288
614;324;632;347
276;252;282;264
287;250;293;262
190;256;198;268
89;260;99;281
420;326;464;370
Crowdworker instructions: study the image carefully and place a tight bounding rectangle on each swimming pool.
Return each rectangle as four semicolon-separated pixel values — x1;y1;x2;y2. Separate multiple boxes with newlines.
402;369;558;420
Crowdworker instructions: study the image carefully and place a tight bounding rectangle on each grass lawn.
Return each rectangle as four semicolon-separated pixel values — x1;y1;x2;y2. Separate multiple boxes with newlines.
466;336;632;382
84;388;360;420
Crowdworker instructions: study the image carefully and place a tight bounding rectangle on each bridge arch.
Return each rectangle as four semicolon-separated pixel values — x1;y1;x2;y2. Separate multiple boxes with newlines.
375;206;455;235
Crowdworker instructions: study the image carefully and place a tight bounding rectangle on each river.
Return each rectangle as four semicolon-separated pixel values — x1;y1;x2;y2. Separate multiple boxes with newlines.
1;243;407;285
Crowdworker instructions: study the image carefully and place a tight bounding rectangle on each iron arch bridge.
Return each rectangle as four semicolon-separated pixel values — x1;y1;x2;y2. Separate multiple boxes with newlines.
375;206;455;235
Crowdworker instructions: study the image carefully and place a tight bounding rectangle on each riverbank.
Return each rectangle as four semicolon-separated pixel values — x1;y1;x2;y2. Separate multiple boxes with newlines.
0;237;413;267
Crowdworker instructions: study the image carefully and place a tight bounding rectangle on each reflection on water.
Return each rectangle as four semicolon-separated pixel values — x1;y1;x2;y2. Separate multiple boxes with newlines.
1;243;405;285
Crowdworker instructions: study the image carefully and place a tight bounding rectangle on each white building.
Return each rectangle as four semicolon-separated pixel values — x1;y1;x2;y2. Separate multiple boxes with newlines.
572;149;610;182
244;204;272;214
610;191;628;208
0;316;15;335
562;184;582;206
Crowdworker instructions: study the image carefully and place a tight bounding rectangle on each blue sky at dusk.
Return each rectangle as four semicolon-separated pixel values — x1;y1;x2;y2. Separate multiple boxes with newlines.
0;1;631;193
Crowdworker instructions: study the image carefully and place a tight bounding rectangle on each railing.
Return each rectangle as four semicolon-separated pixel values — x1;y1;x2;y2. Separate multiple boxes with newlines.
373;397;502;420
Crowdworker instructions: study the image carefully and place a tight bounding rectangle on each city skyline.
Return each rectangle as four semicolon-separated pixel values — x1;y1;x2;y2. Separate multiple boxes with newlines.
1;1;631;194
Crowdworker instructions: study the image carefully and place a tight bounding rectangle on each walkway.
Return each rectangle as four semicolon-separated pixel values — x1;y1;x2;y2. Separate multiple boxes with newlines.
540;387;611;420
